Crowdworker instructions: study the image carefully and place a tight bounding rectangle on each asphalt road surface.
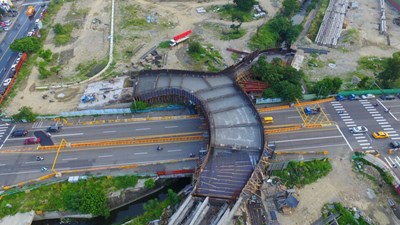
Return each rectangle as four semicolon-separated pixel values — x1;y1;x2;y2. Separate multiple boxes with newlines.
0;4;44;89
1;118;205;148
324;98;400;177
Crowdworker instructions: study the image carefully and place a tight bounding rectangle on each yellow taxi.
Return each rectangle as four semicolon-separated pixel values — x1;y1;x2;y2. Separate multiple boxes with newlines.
264;117;273;124
372;131;390;139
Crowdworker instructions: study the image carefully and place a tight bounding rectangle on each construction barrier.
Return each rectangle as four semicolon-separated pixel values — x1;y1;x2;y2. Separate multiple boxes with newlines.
258;105;290;113
71;115;200;126
294;97;335;107
265;125;302;134
37;133;205;150
275;150;329;155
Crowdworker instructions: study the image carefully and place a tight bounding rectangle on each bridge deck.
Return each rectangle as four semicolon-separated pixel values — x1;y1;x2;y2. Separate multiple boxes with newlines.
133;54;265;199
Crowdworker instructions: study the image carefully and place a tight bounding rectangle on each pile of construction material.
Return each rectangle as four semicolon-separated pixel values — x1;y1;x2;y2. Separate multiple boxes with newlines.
315;0;349;47
379;0;387;34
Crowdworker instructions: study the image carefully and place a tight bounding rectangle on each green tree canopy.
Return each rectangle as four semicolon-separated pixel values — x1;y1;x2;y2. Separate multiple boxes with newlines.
282;0;301;17
12;106;37;122
144;178;155;189
377;52;400;88
251;56;304;102
10;37;41;53
268;16;303;45
312;77;343;97
233;0;257;12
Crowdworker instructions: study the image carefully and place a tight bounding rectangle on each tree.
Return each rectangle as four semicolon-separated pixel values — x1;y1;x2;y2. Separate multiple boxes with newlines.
377;52;400;88
188;41;203;55
357;76;373;89
79;187;109;217
144;178;155;189
233;0;256;12
268;16;302;45
10;37;41;53
282;0;301;17
53;23;66;35
131;100;148;112
312;77;343;97
38;49;53;62
12;107;37;122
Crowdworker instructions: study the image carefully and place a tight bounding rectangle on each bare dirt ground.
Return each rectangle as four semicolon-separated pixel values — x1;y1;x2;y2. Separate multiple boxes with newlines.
277;157;396;225
301;0;400;81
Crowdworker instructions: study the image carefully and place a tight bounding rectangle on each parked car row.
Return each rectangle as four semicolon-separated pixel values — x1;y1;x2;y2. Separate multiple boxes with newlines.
336;93;400;101
0;19;12;31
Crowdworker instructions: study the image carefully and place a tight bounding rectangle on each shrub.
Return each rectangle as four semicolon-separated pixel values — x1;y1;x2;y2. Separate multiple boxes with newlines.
144;178;155;189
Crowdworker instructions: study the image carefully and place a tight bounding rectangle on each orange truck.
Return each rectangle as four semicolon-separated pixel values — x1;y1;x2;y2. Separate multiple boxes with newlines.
26;6;35;17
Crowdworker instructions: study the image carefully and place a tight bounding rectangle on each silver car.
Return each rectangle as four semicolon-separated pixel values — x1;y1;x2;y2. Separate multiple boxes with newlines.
350;126;368;133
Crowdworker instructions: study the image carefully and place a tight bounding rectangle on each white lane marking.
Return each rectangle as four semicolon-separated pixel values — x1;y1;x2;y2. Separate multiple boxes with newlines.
98;155;113;158
355;136;366;139
339;113;349;116
336;125;353;152
25;161;38;164
345;121;355;124
274;135;342;143
347;124;356;127
384;157;392;167
362;146;373;149
377;99;397;121
395;158;400;167
371;114;381;116
277;143;348;151
167;149;182;152
0;125;15;149
376;119;386;122
102;131;116;133
353;133;363;136
165;126;179;128
0;163;6;166
367;109;377;112
379;122;389;125
374;117;384;119
52;133;84;137
134;152;148;155
389;157;395;165
382;125;391;127
392;137;400;140
359;143;370;146
341;116;351;119
357;140;368;143
287;116;301;119
384;128;394;131
387;131;397;134
333;105;343;108
136;128;150;131
343;119;353;121
62;158;78;161
391;134;399;136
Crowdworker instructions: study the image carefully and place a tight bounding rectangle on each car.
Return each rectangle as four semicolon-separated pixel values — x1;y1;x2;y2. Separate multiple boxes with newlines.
361;94;375;99
372;131;390;139
336;95;345;101
189;153;196;158
2;78;11;86
18;52;23;57
11;64;16;71
11;129;28;137
390;141;400;148
46;124;61;133
350;126;368;134
24;137;41;145
15;56;21;64
36;156;44;161
40;167;48;172
27;32;33;37
380;95;396;100
3;27;9;31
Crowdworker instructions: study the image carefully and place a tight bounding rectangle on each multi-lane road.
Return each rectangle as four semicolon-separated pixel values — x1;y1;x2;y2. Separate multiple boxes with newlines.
0;118;207;186
0;4;44;92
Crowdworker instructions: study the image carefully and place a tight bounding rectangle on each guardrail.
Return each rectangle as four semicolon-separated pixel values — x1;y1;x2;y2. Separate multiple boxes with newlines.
258;105;290;113
37;133;206;150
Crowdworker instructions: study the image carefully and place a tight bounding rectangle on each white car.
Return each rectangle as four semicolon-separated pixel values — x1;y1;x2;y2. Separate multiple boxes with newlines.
350;126;368;134
27;32;33;37
3;27;9;31
3;78;11;86
11;64;17;71
15;56;21;64
361;94;375;99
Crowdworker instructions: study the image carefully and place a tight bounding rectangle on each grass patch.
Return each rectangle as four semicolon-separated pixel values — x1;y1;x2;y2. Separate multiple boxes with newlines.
249;23;279;50
221;28;246;40
342;28;359;43
271;159;332;188
307;57;325;68
159;41;170;48
357;56;388;73
322;203;369;225
188;41;224;72
120;5;149;29
54;23;76;46
0;175;140;219
209;5;254;22
307;0;329;41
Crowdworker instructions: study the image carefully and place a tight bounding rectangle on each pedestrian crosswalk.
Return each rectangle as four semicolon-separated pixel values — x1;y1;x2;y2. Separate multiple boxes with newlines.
331;101;372;150
32;120;44;129
384;156;400;168
360;100;399;140
0;123;10;144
